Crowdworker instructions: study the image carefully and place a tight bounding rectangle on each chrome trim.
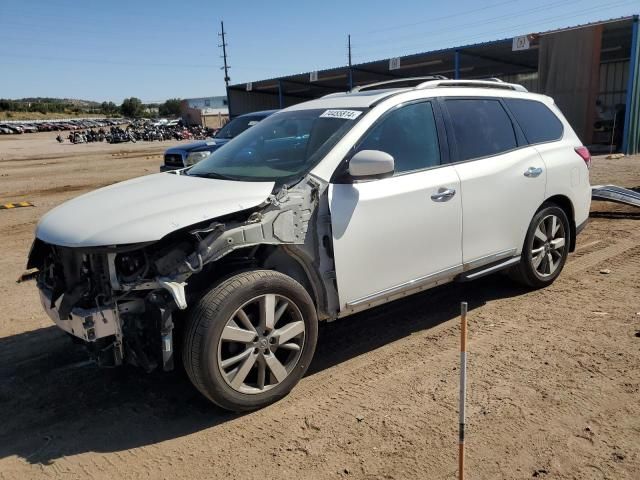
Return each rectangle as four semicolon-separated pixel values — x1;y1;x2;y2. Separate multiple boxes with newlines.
464;248;517;271
460;256;521;281
524;166;543;178
340;249;520;316
418;79;528;92
345;264;463;309
431;187;456;202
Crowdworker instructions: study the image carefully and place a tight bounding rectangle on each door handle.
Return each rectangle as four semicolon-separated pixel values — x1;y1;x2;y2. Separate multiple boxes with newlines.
431;187;456;202
524;166;543;178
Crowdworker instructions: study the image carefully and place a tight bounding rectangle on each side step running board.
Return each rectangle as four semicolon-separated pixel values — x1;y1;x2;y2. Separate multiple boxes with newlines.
457;256;521;282
592;185;640;208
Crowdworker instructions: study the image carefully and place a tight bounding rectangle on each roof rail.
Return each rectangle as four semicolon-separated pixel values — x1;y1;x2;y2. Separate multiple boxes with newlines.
321;92;349;98
352;76;448;92
416;79;528;92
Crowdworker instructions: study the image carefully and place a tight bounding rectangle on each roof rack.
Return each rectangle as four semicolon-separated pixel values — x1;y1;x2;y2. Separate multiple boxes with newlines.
351;76;448;92
416;79;528;92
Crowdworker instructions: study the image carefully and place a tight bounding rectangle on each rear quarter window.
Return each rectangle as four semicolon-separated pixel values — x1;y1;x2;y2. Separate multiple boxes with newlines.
504;98;564;144
444;98;517;161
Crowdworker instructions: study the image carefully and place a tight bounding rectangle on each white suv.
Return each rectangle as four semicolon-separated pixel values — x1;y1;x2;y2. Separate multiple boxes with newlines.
27;78;591;411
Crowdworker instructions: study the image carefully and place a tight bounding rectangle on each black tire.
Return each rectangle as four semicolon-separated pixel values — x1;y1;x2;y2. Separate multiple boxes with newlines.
182;270;318;411
510;204;571;288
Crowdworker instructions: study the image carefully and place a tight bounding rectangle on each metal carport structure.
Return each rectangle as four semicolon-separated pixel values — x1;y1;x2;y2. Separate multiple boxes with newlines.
227;16;639;154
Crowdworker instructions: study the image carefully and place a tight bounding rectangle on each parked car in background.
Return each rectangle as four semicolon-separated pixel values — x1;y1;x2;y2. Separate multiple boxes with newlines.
27;78;591;411
0;124;23;134
0;118;127;134
161;110;277;171
19;124;38;133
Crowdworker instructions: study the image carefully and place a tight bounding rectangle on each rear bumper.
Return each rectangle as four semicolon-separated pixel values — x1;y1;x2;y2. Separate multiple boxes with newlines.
39;287;119;342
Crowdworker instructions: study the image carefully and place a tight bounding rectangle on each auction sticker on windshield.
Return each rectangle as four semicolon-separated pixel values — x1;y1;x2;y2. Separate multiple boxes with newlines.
319;109;362;120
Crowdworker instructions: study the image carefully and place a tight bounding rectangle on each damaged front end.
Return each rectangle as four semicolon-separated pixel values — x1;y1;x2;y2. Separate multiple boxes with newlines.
27;239;180;371
26;175;339;372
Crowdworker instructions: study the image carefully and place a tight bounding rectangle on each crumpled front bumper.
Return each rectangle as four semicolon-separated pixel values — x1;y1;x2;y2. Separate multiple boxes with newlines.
39;287;120;342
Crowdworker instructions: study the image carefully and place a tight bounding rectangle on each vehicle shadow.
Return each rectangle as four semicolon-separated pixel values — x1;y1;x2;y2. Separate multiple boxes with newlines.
589;210;640;220
0;274;528;465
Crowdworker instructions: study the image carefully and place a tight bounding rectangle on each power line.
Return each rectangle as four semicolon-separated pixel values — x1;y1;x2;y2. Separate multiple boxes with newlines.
0;52;219;69
352;0;612;56
351;1;636;62
363;0;519;34
354;0;584;52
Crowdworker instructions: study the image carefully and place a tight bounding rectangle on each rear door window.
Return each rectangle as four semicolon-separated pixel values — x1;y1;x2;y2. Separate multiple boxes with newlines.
504;98;563;144
356;101;441;174
444;99;517;161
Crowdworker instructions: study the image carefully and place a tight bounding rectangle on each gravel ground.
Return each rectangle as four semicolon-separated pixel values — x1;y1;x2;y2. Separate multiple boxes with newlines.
0;132;638;479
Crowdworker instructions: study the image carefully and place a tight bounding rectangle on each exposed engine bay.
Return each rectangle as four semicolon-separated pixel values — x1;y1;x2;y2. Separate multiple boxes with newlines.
26;176;339;371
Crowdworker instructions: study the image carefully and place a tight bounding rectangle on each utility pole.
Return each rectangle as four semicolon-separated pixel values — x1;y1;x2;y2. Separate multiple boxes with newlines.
219;21;230;87
219;20;232;117
348;34;353;91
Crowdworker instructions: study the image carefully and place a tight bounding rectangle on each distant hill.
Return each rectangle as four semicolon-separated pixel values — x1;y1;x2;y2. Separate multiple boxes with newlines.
8;97;101;107
0;97;107;118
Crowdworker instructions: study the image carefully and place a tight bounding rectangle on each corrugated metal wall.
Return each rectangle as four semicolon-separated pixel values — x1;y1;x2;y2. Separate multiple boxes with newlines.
228;89;308;117
622;16;639;154
228;90;280;116
492;62;629;102
498;72;540;92
598;61;629;108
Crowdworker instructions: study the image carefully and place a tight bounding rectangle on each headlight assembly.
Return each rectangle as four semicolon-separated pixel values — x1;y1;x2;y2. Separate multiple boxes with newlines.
185;151;211;166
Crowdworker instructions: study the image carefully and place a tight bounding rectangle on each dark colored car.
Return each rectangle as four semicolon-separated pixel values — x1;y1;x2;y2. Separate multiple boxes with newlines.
161;110;277;171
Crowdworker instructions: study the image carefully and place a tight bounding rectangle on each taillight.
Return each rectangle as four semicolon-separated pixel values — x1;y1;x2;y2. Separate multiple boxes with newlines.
574;146;591;169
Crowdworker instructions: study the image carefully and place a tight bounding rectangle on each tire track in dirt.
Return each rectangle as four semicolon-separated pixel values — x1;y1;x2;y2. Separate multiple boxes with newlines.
2;154;639;478
172;234;640;479
46;262;625;478
564;234;640;277
7;233;640;479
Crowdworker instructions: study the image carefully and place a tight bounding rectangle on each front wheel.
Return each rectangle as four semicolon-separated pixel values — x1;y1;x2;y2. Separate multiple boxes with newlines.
182;270;318;411
510;204;570;288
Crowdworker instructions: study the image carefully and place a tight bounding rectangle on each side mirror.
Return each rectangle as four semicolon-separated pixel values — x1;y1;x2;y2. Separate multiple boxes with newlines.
348;150;395;180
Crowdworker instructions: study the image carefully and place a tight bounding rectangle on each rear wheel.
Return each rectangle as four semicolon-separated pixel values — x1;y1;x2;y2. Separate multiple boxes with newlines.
510;204;570;288
183;270;318;411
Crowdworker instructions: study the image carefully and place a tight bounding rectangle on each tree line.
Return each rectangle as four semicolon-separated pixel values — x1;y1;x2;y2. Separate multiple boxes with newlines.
0;97;182;118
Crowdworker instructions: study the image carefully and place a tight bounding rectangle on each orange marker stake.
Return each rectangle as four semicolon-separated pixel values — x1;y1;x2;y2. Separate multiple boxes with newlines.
459;302;468;480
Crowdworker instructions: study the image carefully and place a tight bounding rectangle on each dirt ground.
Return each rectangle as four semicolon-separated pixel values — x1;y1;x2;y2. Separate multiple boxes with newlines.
0;132;638;479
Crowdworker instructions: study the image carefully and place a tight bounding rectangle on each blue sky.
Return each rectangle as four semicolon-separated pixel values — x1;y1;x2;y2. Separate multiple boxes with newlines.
0;0;637;103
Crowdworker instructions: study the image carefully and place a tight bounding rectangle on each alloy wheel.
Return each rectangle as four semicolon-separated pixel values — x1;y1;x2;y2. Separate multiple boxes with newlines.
531;214;566;277
217;294;306;394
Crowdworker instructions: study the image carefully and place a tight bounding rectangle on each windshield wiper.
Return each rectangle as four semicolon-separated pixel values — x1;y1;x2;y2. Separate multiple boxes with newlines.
188;171;235;181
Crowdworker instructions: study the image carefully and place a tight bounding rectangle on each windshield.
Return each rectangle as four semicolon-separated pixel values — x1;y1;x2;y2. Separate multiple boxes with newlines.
215;115;266;139
188;108;366;182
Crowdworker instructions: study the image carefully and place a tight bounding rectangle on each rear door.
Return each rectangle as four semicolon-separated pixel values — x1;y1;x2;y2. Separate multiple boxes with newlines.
330;100;463;311
441;97;546;267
